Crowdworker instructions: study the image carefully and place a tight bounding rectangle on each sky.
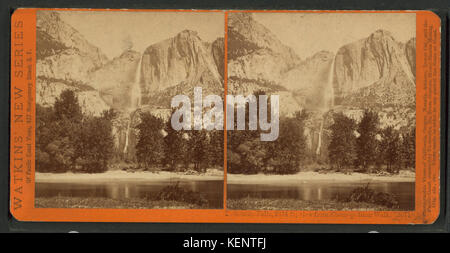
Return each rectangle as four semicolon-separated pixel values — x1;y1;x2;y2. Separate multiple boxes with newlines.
253;12;416;59
56;11;415;61
58;11;225;59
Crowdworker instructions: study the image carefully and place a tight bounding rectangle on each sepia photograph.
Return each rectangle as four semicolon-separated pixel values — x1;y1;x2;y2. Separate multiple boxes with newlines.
226;12;416;211
33;10;417;212
34;10;225;209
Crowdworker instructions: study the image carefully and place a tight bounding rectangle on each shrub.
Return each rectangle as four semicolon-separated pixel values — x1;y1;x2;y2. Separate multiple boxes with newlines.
156;182;208;207
347;184;376;203
344;183;399;209
373;192;399;208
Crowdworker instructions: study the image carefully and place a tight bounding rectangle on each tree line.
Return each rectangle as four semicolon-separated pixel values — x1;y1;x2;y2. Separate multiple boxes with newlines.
127;93;416;175
36;90;415;175
36;90;115;173
329;110;415;173
135;110;223;172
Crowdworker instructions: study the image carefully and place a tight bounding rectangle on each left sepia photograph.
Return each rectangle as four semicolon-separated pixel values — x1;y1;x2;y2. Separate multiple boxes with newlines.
34;10;225;209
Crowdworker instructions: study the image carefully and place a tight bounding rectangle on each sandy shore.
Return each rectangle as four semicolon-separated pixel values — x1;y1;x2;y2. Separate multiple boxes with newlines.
36;169;414;184
36;169;224;183
227;170;415;185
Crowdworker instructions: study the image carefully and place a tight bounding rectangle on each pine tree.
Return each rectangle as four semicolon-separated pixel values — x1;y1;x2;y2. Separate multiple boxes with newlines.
379;126;401;173
163;114;188;171
328;113;357;170
356;109;379;171
400;127;416;170
236;139;266;174
269;111;308;174
53;90;82;122
36;91;83;172
76;115;115;173
189;130;209;172
135;112;165;169
207;130;224;168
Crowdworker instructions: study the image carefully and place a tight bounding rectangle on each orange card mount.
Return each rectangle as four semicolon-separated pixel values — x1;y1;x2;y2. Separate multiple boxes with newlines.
10;8;441;224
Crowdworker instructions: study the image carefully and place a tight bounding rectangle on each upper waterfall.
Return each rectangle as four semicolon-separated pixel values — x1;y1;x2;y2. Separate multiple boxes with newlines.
130;55;143;109
324;57;335;110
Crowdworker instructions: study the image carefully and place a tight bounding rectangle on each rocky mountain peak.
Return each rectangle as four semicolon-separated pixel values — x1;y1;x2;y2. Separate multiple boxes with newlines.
139;30;223;105
309;50;334;61
177;29;200;38
334;29;416;107
227;12;301;85
118;49;141;60
370;29;395;40
36;11;110;116
36;11;108;65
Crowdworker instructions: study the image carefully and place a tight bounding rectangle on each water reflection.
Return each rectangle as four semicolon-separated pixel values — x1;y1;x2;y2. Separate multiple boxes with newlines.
227;182;415;210
36;180;224;209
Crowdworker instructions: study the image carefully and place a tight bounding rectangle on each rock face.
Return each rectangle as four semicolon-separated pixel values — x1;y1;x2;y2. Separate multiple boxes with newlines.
227;13;300;84
333;30;416;107
36;10;417;158
36;11;110;116
140;30;224;107
282;51;335;109
404;38;416;77
36;11;108;66
227;13;333;115
36;11;226;156
211;37;225;79
89;50;142;109
226;12;417;156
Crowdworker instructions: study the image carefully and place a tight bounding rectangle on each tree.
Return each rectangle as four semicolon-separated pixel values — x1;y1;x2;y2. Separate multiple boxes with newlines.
36;90;116;173
53;90;82;122
226;150;242;173
75;115;115;173
328;113;357;170
188;130;209;172
356;109;379;171
135;112;165;169
101;108;118;121
36;105;55;172
400;127;415;170
163;111;188;171
207;130;224;168
36;96;81;172
268;112;307;174
379;126;401;173
235;139;266;174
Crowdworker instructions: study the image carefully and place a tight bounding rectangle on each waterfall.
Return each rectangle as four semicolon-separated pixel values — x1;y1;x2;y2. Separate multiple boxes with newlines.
130;56;143;109
316;57;335;156
315;120;324;155
123;120;132;154
324;58;335;109
123;55;143;154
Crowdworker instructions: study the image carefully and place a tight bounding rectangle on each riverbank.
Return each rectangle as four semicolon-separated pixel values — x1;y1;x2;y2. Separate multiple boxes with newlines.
227;170;415;185
35;196;203;209
36;169;413;184
35;169;223;183
227;198;399;211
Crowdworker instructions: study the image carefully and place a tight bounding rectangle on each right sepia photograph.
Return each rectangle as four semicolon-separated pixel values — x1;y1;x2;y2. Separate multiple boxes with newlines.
226;12;416;211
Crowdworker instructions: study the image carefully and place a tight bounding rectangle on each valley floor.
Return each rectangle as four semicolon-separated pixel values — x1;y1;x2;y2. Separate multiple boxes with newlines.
227;170;415;185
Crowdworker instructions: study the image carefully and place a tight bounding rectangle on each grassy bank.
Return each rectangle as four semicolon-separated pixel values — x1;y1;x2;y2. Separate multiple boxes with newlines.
227;197;399;211
35;196;203;209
